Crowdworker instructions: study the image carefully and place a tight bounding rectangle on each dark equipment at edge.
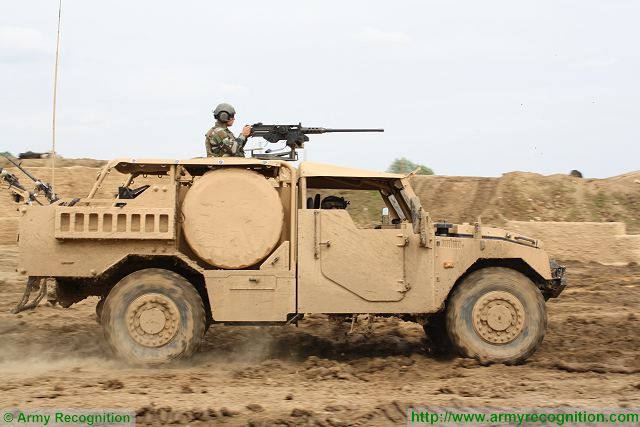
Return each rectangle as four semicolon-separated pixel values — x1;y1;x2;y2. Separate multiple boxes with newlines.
249;123;384;161
1;154;59;204
19;151;48;159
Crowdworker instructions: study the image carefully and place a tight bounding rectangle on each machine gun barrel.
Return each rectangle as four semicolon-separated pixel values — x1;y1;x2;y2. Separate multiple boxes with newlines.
0;168;27;191
0;167;42;205
249;123;384;161
1;154;59;203
298;127;384;134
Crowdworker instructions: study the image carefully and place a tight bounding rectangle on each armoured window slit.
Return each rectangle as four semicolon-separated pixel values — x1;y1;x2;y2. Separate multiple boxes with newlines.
74;213;84;232
159;215;169;233
88;213;99;232
145;214;155;232
103;213;113;232
55;208;174;239
131;214;141;232
60;213;70;232
116;214;127;232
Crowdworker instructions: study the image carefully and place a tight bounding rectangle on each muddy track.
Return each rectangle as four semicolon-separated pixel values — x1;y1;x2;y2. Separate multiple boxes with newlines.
0;247;638;426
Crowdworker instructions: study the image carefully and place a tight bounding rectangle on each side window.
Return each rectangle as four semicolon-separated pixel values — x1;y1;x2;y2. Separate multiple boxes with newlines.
91;169;128;199
117;174;168;199
304;177;411;229
307;189;388;229
92;171;168;200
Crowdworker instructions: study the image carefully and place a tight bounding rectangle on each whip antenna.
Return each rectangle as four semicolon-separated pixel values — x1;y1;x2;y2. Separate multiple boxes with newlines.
51;0;62;193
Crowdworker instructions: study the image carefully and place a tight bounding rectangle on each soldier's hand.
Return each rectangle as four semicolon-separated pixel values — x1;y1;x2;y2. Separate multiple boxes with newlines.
242;125;252;137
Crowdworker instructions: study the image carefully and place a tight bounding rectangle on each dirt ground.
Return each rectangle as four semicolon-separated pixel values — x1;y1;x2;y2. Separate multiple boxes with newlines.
0;245;638;426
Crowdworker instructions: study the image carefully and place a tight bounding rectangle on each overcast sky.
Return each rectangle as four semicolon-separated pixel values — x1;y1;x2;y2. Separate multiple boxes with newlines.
1;1;638;177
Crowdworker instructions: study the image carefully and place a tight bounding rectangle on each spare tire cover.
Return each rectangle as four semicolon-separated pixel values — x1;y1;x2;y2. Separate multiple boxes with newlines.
181;169;284;268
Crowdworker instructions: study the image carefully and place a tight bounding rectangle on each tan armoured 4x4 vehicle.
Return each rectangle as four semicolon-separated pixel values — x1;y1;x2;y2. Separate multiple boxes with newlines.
12;157;566;365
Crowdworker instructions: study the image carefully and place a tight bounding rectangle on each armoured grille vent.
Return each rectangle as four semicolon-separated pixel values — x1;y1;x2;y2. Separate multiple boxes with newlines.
55;207;174;240
439;239;462;249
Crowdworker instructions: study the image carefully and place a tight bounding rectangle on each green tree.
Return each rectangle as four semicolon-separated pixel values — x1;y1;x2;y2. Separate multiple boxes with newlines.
0;151;13;157
387;157;434;175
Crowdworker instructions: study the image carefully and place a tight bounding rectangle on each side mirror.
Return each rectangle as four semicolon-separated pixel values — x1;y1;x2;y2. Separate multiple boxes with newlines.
410;196;433;248
381;207;390;225
409;197;421;234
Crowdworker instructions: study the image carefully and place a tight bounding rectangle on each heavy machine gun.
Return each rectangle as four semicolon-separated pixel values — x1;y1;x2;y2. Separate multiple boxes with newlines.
0;154;59;205
249;123;384;161
0;167;26;192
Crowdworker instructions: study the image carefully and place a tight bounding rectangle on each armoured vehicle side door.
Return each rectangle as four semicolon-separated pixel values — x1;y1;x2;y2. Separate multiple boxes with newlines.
297;175;416;313
315;209;408;302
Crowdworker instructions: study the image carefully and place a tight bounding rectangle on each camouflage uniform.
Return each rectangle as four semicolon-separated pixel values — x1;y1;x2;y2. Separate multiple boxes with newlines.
205;121;247;157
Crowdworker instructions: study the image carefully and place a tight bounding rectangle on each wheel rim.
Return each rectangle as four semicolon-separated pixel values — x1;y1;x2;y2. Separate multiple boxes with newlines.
126;293;180;348
472;291;525;345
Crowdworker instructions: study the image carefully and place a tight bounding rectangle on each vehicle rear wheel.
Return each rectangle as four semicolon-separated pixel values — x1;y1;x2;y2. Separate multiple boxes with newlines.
102;268;206;365
446;267;546;365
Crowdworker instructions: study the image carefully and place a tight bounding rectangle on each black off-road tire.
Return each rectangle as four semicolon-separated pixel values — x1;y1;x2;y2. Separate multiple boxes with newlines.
422;311;453;355
95;297;105;325
101;268;206;365
446;267;546;365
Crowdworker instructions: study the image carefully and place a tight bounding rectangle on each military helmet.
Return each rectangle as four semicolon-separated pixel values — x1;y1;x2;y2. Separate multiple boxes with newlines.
321;196;350;210
213;103;236;122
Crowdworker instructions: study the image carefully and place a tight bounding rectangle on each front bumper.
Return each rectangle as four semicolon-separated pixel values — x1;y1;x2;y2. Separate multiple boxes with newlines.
541;261;567;299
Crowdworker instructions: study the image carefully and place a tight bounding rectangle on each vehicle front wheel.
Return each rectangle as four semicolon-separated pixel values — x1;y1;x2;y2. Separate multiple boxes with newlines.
101;268;206;365
446;267;546;365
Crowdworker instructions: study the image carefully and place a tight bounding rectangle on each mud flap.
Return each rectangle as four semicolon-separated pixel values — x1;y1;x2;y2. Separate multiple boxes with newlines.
543;261;567;299
11;277;47;314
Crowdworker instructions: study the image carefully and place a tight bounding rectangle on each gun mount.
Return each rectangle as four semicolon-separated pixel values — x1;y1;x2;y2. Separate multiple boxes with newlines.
1;154;59;205
249;123;384;160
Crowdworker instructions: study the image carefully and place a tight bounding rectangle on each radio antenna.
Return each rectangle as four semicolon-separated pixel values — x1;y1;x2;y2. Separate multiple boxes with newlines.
51;0;62;193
